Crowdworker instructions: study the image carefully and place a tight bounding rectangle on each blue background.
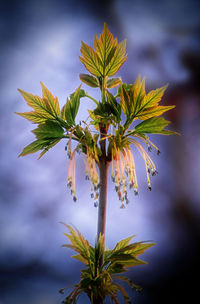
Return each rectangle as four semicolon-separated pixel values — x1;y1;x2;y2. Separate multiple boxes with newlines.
1;0;200;303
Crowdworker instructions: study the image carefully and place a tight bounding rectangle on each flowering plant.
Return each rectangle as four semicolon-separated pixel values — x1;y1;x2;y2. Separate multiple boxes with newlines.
16;23;177;303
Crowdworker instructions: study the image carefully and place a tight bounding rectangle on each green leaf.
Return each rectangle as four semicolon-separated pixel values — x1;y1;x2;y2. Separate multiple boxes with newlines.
106;91;121;123
120;84;130;116
141;84;168;108
131;75;146;115
18;89;54;118
114;282;131;304
79;41;102;76
15;111;49;124
18;138;59;157
130;242;156;257
71;254;88;265
105;40;127;77
137;105;175;120
113;275;142;292
40;82;60;117
116;83;132;97
156;129;180;135
113;235;135;251
106;77;121;88
119;77;176;131
79;74;99;87
61;98;74;125
94;23;117;75
32;121;64;139
18;84;60;120
38;138;61;159
70;85;83;119
62;224;90;262
80;23;127;77
134;117;170;134
61;86;83;125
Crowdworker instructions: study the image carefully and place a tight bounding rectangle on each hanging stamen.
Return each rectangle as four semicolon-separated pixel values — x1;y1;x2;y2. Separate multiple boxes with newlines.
119;152;127;200
84;151;99;205
143;153;152;191
111;147;115;182
66;128;75;159
72;152;77;201
126;148;138;194
131;139;157;175
145;136;161;155
67;150;76;200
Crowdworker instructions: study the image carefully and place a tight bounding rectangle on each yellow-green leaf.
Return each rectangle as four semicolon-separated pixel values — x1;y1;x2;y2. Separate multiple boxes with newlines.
40;82;60;116
131;76;146;114
18;86;60;120
61;86;83;126
62;224;90;261
18;139;53;157
106;77;121;88
113;235;135;251
141;84;168;108
105;40;127;77
18;89;53;118
134;117;170;134
79;73;99;87
114;282;130;304
79;41;102;76
38;138;61;159
137;105;175;120
94;23;117;75
61;99;73;125
71;254;88;265
15;111;49;124
80;23;127;77
130;242;156;257
32;121;64;139
120;85;130;116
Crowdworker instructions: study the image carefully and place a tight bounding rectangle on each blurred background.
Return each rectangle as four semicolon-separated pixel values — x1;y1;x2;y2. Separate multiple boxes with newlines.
0;0;200;303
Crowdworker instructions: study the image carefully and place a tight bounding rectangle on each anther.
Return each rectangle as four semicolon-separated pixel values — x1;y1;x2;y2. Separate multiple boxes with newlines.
94;202;98;207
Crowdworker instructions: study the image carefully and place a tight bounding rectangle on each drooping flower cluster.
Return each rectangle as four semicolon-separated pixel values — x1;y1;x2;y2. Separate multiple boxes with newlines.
109;132;159;208
111;146;137;208
66;123;161;208
84;153;100;207
66;125;100;206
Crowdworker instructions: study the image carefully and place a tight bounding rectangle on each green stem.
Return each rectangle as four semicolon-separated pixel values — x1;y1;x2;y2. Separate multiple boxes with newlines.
101;77;107;103
62;135;79;142
85;93;99;106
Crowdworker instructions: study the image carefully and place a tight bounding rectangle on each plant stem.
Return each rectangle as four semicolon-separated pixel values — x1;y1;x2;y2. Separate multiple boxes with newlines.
97;76;109;267
85;93;99;106
97;124;110;266
97;159;109;241
101;76;106;103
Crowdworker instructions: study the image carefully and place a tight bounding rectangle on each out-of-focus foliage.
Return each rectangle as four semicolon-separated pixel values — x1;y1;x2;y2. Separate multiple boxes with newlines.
60;224;155;304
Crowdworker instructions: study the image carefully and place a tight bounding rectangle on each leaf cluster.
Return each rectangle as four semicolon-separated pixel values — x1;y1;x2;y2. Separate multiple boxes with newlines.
79;23;127;78
16;84;89;159
16;23;178;203
60;224;155;304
